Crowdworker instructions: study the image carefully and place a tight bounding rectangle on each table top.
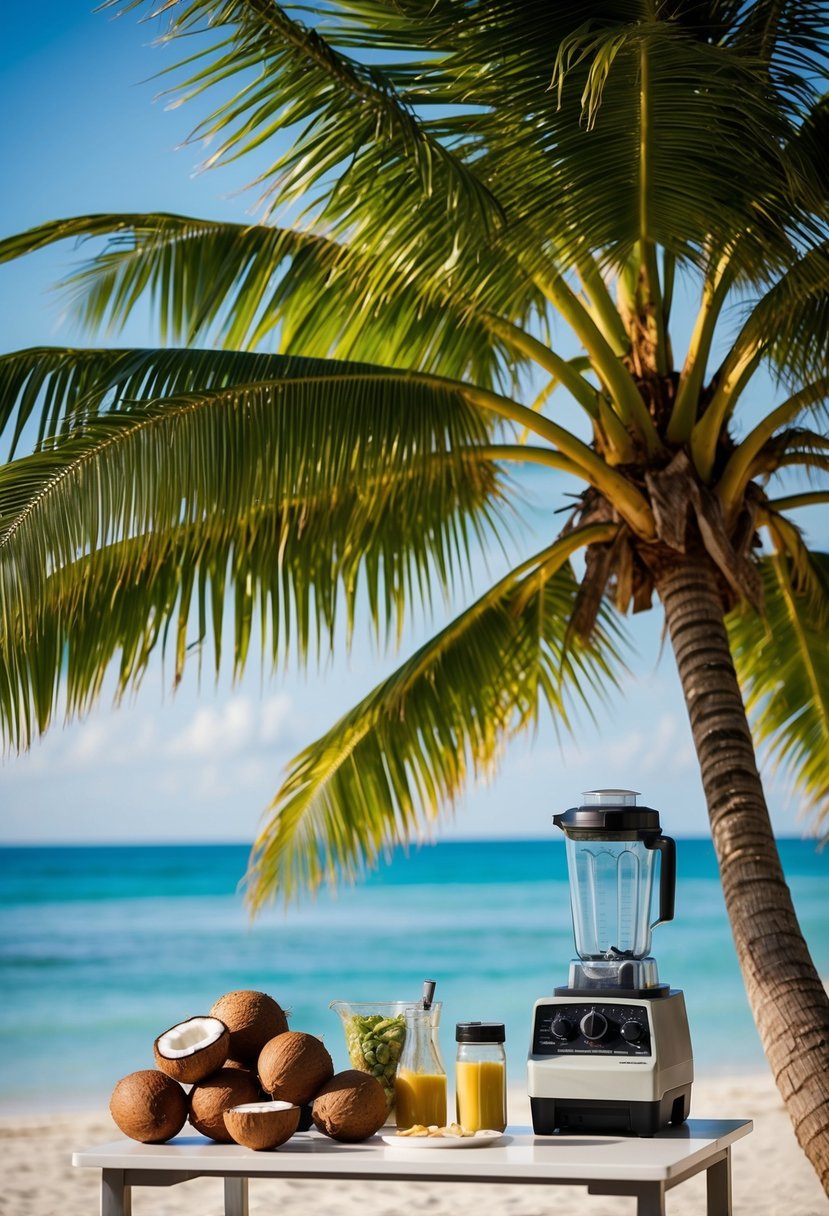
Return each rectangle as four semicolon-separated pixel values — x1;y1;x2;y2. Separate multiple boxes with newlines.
73;1120;752;1184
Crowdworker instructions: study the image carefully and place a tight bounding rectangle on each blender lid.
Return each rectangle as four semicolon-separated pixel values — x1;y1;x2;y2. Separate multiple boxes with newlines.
554;789;663;834
582;789;640;805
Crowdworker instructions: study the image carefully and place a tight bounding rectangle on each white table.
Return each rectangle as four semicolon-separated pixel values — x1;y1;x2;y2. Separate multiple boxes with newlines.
73;1119;752;1216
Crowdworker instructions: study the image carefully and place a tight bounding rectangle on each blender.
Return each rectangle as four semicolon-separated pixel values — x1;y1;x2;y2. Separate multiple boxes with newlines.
527;789;693;1136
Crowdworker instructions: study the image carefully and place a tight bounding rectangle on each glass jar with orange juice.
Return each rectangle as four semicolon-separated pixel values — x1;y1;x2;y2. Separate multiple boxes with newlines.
455;1022;507;1132
394;1007;447;1129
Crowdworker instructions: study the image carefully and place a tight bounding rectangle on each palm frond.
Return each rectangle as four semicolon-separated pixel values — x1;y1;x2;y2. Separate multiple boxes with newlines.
1;339;648;534
727;1;829;113
748;426;829;482
336;2;827;270
717;242;829;393
101;2;827;279
727;550;829;824
715;377;829;512
106;0;502;229
0;358;518;742
245;558;629;907
0;344;372;454
0;215;548;392
0;435;506;750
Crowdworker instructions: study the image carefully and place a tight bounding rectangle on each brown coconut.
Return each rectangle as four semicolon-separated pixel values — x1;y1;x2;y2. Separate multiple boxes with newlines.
189;1067;262;1142
110;1070;188;1143
153;1016;230;1084
311;1069;387;1142
208;990;288;1065
223;1101;300;1150
258;1031;334;1105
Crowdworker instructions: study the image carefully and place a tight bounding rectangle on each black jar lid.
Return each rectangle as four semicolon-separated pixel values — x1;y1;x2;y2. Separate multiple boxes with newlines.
456;1021;506;1043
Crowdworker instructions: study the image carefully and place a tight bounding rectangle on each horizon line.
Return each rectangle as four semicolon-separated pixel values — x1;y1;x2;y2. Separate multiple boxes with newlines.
0;834;819;848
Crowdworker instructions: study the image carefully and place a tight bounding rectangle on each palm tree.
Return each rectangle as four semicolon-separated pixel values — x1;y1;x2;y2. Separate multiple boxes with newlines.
1;0;828;1187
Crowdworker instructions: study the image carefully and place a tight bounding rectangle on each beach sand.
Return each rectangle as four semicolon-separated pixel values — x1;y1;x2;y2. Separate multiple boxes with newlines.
2;1073;826;1216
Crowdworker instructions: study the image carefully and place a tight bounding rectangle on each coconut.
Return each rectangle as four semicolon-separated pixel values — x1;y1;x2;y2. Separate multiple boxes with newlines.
189;1067;262;1142
258;1031;334;1105
311;1069;387;1143
109;1070;188;1143
153;1016;229;1084
223;1101;300;1150
208;991;288;1065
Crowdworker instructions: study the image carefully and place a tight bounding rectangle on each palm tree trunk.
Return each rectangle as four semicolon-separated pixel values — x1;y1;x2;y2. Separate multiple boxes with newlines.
655;550;829;1194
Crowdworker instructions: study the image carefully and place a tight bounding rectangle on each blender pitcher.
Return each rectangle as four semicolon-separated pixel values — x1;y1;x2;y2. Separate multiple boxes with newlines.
554;789;676;992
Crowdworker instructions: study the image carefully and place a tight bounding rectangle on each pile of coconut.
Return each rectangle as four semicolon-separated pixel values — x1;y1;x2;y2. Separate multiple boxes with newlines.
109;989;386;1151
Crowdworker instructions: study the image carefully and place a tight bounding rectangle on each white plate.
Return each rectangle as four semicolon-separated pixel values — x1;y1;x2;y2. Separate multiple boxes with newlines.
380;1131;505;1150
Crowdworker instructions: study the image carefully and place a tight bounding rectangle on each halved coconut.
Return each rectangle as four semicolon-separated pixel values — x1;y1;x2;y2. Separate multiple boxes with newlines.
224;1101;300;1150
154;1016;230;1084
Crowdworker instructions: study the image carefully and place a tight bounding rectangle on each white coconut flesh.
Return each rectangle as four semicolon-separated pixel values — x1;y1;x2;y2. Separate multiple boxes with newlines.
157;1017;227;1059
229;1102;296;1115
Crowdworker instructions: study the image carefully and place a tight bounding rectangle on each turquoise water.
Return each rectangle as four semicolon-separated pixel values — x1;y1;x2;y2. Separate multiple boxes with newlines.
1;839;826;1111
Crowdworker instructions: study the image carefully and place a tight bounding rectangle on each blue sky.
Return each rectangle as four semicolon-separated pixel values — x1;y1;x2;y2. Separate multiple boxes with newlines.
0;4;824;846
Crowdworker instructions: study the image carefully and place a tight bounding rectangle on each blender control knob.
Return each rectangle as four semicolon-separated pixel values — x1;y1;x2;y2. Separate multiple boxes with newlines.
551;1015;574;1040
579;1010;608;1041
621;1019;645;1043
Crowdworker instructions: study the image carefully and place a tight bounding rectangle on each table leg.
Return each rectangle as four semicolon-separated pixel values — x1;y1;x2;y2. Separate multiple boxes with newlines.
706;1148;732;1216
636;1182;666;1216
101;1170;131;1216
224;1175;249;1216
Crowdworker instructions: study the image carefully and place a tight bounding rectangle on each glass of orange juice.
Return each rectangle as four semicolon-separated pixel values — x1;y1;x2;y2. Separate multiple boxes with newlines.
455;1022;507;1132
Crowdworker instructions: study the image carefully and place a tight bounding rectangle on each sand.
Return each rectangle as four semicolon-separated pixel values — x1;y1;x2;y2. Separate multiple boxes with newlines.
1;1073;826;1216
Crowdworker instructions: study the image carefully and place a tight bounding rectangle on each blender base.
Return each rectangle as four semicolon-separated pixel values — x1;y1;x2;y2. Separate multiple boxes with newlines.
527;990;694;1138
530;1084;691;1137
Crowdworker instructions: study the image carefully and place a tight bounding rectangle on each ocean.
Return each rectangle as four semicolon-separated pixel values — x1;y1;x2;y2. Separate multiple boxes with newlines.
1;839;826;1112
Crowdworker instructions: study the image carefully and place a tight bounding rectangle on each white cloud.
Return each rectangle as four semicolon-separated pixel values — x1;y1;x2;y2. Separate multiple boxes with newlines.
510;712;695;784
59;712;159;770
259;694;293;744
166;698;254;758
165;693;295;759
66;720;112;767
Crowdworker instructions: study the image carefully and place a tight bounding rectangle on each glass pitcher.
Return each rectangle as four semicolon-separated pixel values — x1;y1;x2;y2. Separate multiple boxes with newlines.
394;1007;447;1129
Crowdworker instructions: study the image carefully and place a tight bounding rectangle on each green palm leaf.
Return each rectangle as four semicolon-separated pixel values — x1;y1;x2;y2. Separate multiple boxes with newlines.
105;0;501;227
0;344;523;456
0;443;503;749
329;2;825;271
0;344;395;453
727;551;829;823
101;2;827;280
735;244;829;389
246;555;629;907
0;358;515;734
0;216;535;390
